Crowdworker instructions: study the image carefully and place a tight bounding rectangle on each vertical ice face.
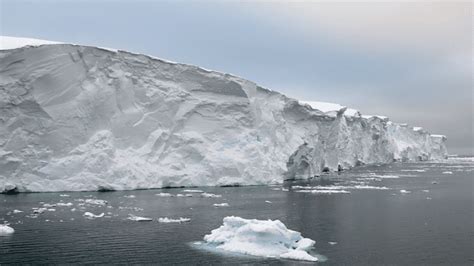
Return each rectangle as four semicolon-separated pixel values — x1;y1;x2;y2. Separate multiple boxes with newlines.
0;40;447;192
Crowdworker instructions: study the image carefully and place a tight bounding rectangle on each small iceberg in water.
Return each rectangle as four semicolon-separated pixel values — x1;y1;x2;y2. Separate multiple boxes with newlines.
158;217;191;223
0;224;15;236
201;216;319;262
128;214;153;222
83;212;105;219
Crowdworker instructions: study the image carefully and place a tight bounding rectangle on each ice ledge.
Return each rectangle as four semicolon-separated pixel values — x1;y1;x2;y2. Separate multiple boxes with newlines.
0;37;448;193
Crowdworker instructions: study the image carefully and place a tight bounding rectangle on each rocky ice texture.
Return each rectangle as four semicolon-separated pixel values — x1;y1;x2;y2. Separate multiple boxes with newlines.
203;216;318;262
0;38;448;192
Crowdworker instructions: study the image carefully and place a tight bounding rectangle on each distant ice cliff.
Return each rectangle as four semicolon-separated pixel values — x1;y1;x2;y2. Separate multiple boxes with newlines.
0;36;447;192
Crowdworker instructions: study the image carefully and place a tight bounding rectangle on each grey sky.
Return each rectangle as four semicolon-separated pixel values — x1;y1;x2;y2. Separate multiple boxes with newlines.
0;1;472;154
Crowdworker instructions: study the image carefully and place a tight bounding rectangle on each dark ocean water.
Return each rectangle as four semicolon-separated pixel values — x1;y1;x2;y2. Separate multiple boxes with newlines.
1;158;473;265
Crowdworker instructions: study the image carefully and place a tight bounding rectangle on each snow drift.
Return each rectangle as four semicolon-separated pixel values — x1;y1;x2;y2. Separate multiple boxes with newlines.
0;36;448;192
203;216;318;261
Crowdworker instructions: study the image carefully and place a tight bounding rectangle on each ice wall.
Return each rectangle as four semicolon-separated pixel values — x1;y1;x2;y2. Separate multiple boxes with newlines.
0;42;447;192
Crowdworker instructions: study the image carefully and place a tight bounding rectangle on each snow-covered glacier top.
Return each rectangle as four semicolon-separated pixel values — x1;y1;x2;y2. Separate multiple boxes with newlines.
0;36;62;50
0;36;448;192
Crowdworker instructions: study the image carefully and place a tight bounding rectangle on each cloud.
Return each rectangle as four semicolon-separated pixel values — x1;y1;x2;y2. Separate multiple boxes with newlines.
248;2;471;57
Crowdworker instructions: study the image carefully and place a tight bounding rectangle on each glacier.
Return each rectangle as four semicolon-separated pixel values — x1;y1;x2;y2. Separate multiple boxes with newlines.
0;36;447;192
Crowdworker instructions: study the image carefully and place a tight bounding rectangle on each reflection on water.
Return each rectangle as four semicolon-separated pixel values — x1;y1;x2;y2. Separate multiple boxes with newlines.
1;158;473;264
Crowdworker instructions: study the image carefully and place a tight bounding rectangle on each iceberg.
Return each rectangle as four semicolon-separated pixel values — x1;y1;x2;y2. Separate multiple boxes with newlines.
203;216;318;262
0;36;448;192
0;224;15;236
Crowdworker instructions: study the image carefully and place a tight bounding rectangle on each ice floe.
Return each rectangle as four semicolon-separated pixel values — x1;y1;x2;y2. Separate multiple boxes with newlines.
442;171;453;174
83;212;105;219
158;217;191;223
400;190;411;194
182;189;204;193
201;193;222;198
128;214;153;222
56;202;73;207
203;216;318;262
0;224;14;236
84;199;107;206
155;193;173;197
213;203;229;207
295;189;351;194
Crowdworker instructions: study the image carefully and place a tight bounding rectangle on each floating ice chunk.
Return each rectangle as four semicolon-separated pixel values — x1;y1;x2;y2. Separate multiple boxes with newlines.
282;188;289;192
59;194;70;197
84;199;107;206
312;185;389;190
426;197;432;200
328;241;338;245
401;169;426;172
128;214;153;222
12;210;23;214
203;216;318;262
33;208;47;214
213;203;229;207
265;200;272;204
182;189;204;193
176;193;193;197
83;212;105;219
56;202;73;207
296;189;351;194
280;249;318;262
442;171;453;174
367;174;400;179
42;203;57;208
357;177;382;182
156;193;173;197
292;185;315;189
124;195;136;198
0;224;14;236
400;190;411;194
201;193;222;198
422;190;430;193
158;217;191;223
431;181;439;184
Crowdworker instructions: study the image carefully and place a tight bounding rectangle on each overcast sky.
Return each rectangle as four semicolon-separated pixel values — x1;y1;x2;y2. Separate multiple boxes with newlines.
1;1;472;154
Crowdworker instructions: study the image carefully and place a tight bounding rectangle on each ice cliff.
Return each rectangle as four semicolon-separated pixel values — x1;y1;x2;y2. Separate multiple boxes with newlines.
0;36;448;192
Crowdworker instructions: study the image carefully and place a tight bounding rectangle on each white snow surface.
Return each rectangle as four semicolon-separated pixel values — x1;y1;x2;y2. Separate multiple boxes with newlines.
203;216;318;262
0;36;448;192
0;36;61;50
